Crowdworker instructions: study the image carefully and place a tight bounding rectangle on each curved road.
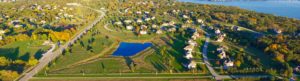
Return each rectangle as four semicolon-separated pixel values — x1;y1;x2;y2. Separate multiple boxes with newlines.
17;4;106;81
201;34;231;80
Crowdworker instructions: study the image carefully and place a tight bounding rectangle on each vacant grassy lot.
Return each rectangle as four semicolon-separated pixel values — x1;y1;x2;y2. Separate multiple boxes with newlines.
47;29;115;71
30;77;212;81
0;40;50;60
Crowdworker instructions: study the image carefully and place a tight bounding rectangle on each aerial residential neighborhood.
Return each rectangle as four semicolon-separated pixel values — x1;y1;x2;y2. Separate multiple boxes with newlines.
0;0;300;81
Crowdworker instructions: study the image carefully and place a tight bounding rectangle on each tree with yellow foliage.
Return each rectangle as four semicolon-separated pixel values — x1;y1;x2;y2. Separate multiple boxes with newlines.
0;70;19;81
27;56;38;67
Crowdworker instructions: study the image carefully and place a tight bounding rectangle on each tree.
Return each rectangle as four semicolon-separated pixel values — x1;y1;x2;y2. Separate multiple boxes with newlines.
0;57;10;67
27;57;38;66
267;68;277;76
0;70;19;81
235;60;242;67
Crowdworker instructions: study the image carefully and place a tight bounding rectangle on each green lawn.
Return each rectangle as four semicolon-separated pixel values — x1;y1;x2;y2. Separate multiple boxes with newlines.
0;40;50;60
47;28;115;71
47;59;128;74
30;77;212;81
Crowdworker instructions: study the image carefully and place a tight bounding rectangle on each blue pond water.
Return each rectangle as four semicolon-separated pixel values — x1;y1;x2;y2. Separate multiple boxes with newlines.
112;42;152;56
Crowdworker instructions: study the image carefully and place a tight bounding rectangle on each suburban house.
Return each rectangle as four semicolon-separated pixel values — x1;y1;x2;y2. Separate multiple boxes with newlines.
136;19;143;23
188;39;197;46
152;24;158;28
191;32;200;40
184;45;194;52
197;19;204;24
216;34;226;42
115;21;122;25
167;27;176;32
126;25;133;30
273;29;282;34
183;15;189;19
141;25;148;30
0;30;5;35
185;52;193;59
215;29;221;35
124;20;132;24
294;66;300;73
139;30;147;35
151;16;156;20
156;30;162;34
136;11;142;14
187;60;197;69
224;59;234;68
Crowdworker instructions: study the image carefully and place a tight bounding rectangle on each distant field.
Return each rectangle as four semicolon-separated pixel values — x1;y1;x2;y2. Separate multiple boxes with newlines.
30;77;212;81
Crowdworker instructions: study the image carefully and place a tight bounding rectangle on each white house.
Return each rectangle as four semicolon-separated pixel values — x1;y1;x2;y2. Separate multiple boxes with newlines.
151;16;156;20
191;32;200;40
144;11;150;14
224;59;234;67
115;21;122;25
141;25;148;29
274;29;282;34
145;18;151;21
14;24;22;28
137;19;143;23
186;20;193;24
185;53;193;59
188;39;197;46
0;30;5;35
136;11;142;14
156;30;162;34
126;25;133;30
41;20;46;24
184;45;194;51
152;24;158;28
140;30;147;35
168;27;176;32
183;15;189;19
188;61;197;69
124;20;132;24
161;23;169;27
169;21;175;26
197;19;204;24
216;34;226;42
215;29;221;35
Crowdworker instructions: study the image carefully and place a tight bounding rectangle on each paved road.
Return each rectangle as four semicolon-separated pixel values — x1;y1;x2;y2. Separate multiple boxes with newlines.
16;4;106;81
201;34;231;80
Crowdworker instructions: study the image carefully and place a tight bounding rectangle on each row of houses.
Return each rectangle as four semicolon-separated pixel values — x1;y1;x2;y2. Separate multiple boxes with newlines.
215;29;226;42
0;0;16;2
217;46;234;69
184;29;201;69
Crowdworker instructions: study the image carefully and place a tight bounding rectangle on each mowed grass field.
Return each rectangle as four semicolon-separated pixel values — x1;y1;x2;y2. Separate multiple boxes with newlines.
46;28;115;71
36;31;208;76
0;40;50;60
30;78;212;81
